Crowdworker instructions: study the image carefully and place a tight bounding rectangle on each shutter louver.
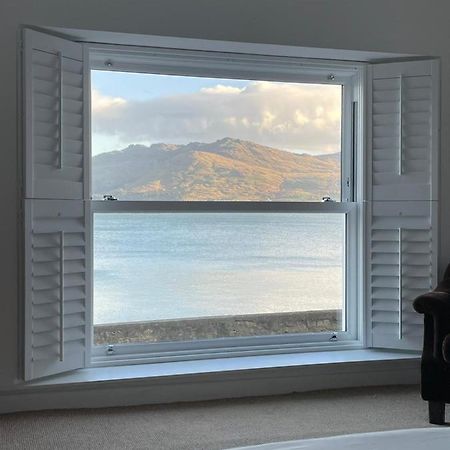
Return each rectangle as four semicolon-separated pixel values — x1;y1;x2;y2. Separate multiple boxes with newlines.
24;29;85;200
367;60;439;351
369;201;436;350
23;29;89;380
371;62;436;201
24;199;89;380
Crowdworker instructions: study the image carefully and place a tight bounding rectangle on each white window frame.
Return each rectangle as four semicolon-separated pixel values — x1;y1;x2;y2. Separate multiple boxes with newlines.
84;45;366;366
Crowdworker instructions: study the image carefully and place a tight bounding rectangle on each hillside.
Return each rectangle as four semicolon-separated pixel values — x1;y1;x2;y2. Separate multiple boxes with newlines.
92;138;340;201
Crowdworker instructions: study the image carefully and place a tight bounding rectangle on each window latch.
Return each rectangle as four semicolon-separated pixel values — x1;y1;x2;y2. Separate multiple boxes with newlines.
329;333;338;342
106;345;115;355
103;194;118;201
322;196;336;202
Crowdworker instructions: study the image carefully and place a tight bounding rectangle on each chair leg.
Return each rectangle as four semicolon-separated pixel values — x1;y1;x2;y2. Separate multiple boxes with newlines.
429;401;446;425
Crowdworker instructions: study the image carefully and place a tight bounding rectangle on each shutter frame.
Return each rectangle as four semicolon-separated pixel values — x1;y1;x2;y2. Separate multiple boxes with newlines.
366;59;439;351
23;29;89;380
366;200;438;350
23;28;86;201
24;199;89;380
368;59;439;202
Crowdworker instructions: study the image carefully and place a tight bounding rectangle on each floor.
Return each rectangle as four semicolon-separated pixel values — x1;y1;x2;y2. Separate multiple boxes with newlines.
0;385;434;450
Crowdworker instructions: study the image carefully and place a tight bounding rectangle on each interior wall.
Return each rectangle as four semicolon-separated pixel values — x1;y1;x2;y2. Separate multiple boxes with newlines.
0;0;449;390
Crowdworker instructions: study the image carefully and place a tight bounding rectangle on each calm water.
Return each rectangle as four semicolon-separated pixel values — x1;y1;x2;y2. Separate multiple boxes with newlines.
93;213;345;324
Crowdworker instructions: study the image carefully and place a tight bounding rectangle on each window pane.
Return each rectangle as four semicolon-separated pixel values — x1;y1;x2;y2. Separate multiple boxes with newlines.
91;71;342;201
93;213;345;345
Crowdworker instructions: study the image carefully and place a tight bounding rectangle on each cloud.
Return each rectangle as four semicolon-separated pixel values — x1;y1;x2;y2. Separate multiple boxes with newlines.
200;84;244;94
91;89;127;113
91;81;342;154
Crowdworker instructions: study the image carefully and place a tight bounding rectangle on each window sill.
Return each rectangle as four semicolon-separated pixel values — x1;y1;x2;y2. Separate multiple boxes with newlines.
27;348;420;387
0;348;420;414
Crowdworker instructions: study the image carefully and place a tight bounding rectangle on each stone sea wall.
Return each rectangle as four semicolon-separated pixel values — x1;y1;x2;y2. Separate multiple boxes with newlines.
94;309;341;345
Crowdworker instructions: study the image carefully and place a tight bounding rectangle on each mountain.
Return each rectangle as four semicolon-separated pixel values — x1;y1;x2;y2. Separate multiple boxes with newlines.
92;138;340;201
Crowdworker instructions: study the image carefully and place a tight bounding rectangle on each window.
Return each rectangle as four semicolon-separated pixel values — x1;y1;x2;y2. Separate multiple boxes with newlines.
91;73;343;203
93;213;346;345
89;54;358;355
22;29;439;380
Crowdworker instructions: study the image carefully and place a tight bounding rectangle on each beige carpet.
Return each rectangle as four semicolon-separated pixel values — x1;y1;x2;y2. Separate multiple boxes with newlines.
0;385;434;450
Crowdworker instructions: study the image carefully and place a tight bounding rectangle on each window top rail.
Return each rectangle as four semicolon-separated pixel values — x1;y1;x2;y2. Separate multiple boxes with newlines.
91;200;356;214
89;44;363;86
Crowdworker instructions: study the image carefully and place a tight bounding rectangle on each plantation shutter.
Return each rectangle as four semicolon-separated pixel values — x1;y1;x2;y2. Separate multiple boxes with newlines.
23;29;86;200
24;200;90;380
367;60;439;351
368;201;437;350
23;29;89;380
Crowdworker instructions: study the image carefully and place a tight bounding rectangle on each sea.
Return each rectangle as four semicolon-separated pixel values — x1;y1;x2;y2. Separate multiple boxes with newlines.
93;213;344;325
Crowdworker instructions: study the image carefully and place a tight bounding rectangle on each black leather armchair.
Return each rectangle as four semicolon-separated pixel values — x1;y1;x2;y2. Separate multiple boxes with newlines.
413;264;450;424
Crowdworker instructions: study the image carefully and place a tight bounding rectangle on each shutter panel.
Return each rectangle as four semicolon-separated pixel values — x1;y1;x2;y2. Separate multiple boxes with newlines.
369;60;439;201
368;201;437;350
23;29;90;380
367;59;439;351
24;199;90;380
24;29;86;200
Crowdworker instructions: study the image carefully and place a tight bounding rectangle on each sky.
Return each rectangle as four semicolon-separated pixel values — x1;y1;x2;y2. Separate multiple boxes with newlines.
91;70;342;156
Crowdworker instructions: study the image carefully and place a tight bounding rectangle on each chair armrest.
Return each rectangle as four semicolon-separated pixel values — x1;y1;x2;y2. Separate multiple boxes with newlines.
415;291;450;362
413;292;450;316
442;334;450;363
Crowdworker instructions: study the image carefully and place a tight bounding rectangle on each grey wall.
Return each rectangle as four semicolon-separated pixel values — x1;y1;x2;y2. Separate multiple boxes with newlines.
0;0;449;389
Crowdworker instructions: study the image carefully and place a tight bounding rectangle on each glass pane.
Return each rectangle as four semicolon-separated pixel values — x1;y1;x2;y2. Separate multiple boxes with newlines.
91;71;342;201
93;213;345;345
